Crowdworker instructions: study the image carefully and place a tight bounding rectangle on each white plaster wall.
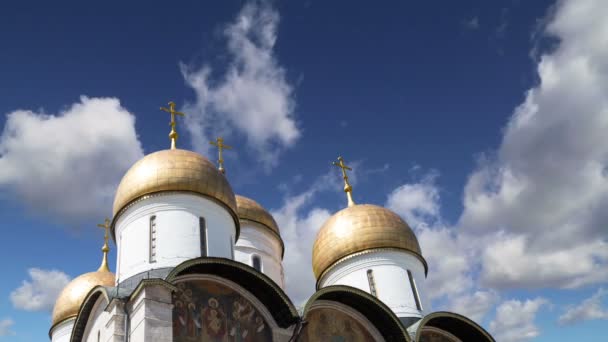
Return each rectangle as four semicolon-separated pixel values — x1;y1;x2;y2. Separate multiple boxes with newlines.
82;296;112;342
234;222;284;288
319;250;429;319
115;193;237;283
50;318;75;342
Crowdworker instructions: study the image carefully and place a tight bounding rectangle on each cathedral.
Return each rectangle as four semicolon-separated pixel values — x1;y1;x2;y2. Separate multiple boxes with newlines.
49;102;495;341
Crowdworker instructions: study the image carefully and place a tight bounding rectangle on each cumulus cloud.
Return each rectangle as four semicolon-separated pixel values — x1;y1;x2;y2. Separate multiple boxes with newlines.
10;268;71;312
182;1;299;168
386;173;441;229
447;290;499;324
386;175;476;303
272;171;337;306
489;298;547;342
0;319;14;336
459;0;608;289
559;288;608;325
0;96;143;223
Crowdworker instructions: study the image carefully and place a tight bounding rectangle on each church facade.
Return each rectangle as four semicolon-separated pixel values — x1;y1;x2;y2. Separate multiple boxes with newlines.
49;104;495;342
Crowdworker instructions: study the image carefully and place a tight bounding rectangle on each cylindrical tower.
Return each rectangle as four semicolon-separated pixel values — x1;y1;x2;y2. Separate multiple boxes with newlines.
234;195;285;288
111;149;239;284
312;156;429;327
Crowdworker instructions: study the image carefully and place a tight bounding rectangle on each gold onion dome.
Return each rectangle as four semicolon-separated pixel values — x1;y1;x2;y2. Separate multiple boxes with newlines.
236;195;280;236
112;149;237;218
51;219;115;329
312;204;426;280
51;268;115;327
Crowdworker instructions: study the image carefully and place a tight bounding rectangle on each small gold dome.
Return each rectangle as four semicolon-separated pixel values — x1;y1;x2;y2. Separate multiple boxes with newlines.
51;269;115;326
113;149;237;217
236;195;280;236
312;204;426;280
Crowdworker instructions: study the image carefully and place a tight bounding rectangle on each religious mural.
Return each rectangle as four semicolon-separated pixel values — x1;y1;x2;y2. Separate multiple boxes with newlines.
419;329;460;342
172;280;272;342
299;307;376;342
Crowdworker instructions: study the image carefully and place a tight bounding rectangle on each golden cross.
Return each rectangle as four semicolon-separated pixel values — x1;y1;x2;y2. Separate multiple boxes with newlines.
160;101;185;149
210;137;232;174
333;156;356;207
96;218;111;272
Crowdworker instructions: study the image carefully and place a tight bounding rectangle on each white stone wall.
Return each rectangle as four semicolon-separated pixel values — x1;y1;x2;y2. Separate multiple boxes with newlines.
234;222;284;288
318;250;429;319
50;318;75;342
115;193;237;283
128;285;173;342
80;295;126;342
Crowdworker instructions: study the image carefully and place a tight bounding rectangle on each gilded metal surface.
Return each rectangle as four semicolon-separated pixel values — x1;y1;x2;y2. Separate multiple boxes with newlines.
312;204;423;279
210;137;232;174
52;227;116;326
51;270;115;326
236;195;281;236
112;149;237;217
332;156;355;207
160;101;185;149
96;218;111;272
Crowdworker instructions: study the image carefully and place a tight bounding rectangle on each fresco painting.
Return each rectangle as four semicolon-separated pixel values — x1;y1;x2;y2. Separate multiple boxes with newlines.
172;280;272;342
419;329;459;342
299;307;376;342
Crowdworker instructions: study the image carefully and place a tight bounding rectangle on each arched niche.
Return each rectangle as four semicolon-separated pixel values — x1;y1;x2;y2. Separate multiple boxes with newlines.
414;312;494;342
300;300;383;342
303;285;410;342
172;274;279;342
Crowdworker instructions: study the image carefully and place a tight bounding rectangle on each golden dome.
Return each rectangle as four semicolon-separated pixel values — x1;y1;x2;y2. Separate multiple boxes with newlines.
236;195;280;236
112;149;237;217
312;204;426;280
51;269;115;326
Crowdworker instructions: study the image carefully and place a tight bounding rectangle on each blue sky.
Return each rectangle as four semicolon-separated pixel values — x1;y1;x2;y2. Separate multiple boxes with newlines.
1;0;607;341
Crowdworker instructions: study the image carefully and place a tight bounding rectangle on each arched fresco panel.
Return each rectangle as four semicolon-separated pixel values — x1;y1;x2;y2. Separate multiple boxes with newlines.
419;328;461;342
172;279;272;342
299;307;377;342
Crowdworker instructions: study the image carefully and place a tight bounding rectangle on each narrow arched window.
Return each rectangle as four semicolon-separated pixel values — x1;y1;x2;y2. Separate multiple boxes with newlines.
199;217;207;256
97;330;100;342
229;235;234;259
367;269;378;297
252;255;262;272
407;270;422;310
149;215;157;263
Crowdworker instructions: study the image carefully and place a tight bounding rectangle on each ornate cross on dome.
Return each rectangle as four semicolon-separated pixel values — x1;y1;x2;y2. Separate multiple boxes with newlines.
160;101;185;149
333;156;356;207
96;218;111;272
210;137;232;174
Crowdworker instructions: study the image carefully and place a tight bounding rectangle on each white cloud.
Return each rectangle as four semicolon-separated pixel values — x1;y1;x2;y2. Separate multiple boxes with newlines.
490;298;547;342
0;96;143;223
10;268;71;312
448;290;499;324
182;1;299;168
386;173;441;229
416;227;474;301
272;171;336;307
386;176;476;302
559;288;608;325
459;0;608;289
0;318;14;337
